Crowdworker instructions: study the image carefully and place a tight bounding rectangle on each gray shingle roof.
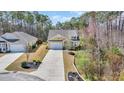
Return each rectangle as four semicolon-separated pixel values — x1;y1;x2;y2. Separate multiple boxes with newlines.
0;37;7;41
48;30;78;40
13;32;38;45
1;33;19;40
0;32;38;45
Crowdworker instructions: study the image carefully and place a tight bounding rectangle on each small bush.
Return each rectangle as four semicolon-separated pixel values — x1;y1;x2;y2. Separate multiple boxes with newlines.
46;45;48;49
111;47;122;55
75;45;86;50
68;51;75;55
32;44;36;49
33;58;41;63
21;62;30;69
36;40;43;46
33;59;36;62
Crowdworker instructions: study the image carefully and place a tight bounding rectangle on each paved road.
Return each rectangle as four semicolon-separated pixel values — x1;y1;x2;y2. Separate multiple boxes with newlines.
0;72;43;81
0;53;23;71
31;50;65;81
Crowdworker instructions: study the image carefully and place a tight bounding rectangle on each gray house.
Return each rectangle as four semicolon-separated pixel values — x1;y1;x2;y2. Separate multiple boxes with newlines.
0;32;38;52
48;30;80;50
0;37;8;52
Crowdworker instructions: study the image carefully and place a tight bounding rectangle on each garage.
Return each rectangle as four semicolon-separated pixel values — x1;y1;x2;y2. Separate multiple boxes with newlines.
49;41;63;50
10;44;26;52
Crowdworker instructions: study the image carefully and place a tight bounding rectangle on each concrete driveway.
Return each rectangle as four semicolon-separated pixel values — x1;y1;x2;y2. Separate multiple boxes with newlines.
31;50;65;81
0;53;23;71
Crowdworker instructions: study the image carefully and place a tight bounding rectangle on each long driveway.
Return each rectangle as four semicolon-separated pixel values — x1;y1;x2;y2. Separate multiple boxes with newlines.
0;53;23;71
31;50;65;81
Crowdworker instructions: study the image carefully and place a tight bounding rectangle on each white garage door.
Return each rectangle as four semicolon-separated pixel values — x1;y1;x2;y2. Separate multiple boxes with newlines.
10;44;26;52
49;41;63;50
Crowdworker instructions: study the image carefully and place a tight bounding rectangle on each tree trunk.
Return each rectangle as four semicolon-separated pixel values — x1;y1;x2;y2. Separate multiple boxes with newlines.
0;16;3;34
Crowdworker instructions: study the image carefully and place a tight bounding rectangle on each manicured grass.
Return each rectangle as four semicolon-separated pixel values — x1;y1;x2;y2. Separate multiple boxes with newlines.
6;45;48;72
63;50;77;80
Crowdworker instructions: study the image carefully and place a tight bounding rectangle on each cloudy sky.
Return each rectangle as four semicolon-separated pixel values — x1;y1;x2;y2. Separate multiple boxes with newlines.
39;11;84;25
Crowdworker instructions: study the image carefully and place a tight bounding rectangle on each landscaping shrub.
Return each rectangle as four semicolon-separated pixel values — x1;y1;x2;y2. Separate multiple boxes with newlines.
32;44;36;49
46;45;48;49
68;51;75;55
37;60;41;63
75;45;81;50
33;58;41;63
33;59;36;62
36;39;43;46
111;47;122;55
21;61;30;69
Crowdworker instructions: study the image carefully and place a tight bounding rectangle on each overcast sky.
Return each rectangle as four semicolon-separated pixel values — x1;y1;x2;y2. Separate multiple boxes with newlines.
39;11;85;25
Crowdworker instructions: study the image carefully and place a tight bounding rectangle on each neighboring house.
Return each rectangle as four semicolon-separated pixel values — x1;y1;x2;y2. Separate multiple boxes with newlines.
0;37;8;53
0;32;38;52
48;30;80;50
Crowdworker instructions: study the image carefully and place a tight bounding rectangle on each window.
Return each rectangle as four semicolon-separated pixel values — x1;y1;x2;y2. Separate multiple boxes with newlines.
71;36;78;40
0;43;7;49
0;43;2;47
2;43;6;47
0;43;4;47
72;42;77;47
3;48;5;51
77;36;79;40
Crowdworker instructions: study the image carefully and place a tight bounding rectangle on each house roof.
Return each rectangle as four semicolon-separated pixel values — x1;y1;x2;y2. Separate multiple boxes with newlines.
0;37;6;41
48;30;78;40
1;33;19;40
49;34;67;41
13;32;38;45
0;37;10;43
0;32;38;45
